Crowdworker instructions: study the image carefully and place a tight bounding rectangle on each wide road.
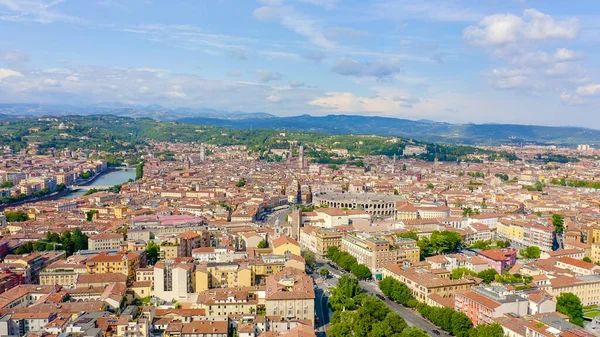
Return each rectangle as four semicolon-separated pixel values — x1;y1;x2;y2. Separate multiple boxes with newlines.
311;266;332;337
316;259;450;337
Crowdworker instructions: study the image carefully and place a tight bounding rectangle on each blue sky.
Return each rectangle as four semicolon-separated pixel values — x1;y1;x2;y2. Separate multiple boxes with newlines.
1;0;599;127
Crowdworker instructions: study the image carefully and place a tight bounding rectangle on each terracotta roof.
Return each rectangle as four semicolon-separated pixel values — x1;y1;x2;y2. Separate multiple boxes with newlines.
272;235;300;248
456;289;501;309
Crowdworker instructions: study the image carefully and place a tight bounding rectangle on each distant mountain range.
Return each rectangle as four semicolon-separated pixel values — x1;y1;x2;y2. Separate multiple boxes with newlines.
0;103;598;146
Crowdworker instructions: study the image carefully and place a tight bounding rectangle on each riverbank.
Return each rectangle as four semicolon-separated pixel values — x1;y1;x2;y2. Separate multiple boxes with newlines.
0;188;70;211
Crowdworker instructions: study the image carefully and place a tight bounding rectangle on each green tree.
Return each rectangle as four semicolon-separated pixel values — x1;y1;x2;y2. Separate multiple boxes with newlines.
468;323;504;337
302;250;316;269
329;275;362;311
399;327;429;337
319;268;330;278
477;268;499;284
583;256;592;263
235;177;247;188
426;183;434;189
384;312;408;334
556;292;584;327
257;240;268;249
146;241;159;265
0;181;14;188
450;311;473;337
135;161;145;180
552;214;565;233
85;210;98;221
4;211;29;222
351;264;372;280
430;230;462;254
520;246;541;259
14;241;34;254
402;163;407;171
451;267;476;280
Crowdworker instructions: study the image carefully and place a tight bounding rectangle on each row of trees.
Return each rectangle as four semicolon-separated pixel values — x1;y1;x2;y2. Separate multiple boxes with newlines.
14;228;89;256
135;161;144;180
397;230;462;259
379;277;503;337
329;275;430;337
0;183;66;206
327;246;372;279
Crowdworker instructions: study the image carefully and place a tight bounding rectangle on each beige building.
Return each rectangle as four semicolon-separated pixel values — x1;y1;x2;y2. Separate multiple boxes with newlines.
195;288;260;318
265;268;315;322
540;274;600;306
300;225;344;257
88;233;124;251
342;233;420;275
383;265;475;303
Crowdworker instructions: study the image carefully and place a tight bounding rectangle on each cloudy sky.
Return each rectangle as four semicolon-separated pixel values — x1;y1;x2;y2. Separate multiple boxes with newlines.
1;0;599;127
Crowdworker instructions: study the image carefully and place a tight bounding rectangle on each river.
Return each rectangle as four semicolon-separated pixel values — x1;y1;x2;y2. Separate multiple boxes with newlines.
58;168;136;199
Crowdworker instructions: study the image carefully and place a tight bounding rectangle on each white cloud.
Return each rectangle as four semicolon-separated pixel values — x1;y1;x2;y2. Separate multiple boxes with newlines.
560;92;583;105
463;8;579;46
577;84;600;97
267;94;282;102
0;0;81;23
43;78;59;86
138;86;150;93
256;69;283;82
166;91;187;99
253;5;335;49
0;68;23;80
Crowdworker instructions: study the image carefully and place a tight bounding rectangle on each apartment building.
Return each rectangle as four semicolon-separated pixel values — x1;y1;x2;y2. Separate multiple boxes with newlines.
540;274;600;306
265;268;315;322
154;261;196;303
194;262;254;292
88;233;124;251
85;251;143;280
299;225;343;257
342;233;420;275
383;265;475;303
496;220;554;252
455;287;529;326
477;249;517;274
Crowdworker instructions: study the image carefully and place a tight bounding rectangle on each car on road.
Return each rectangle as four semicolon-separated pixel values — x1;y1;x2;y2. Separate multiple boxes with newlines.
376;294;385;300
432;330;440;335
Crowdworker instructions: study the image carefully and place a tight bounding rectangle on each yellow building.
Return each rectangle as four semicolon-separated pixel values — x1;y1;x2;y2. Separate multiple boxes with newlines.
272;235;301;257
383;265;475;303
194;262;254;293
130;281;152;299
541;275;600;306
315;229;343;257
195;288;260;318
86;251;142;280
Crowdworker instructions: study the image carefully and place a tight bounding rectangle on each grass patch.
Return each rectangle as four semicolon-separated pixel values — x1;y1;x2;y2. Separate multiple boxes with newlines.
583;311;600;319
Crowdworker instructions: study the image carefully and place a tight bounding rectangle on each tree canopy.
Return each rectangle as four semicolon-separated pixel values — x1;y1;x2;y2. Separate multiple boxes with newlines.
556;292;584;327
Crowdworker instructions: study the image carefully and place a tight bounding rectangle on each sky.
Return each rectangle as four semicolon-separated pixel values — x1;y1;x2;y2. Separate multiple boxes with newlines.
1;0;600;127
